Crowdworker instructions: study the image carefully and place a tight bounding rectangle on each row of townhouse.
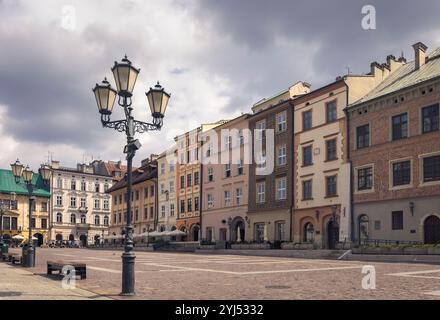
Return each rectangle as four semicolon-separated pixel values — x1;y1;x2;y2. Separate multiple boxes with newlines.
104;41;440;248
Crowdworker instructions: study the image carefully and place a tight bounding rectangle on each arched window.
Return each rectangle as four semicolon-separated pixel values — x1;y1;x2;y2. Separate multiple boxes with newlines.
104;216;109;226
81;214;86;224
56;213;63;224
95;215;100;226
70;214;76;224
303;222;314;243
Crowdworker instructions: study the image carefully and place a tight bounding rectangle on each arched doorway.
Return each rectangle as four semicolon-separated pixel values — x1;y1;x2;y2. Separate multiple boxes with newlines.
424;215;440;244
68;234;75;245
327;220;339;249
179;226;187;242
55;234;63;244
191;224;200;242
94;235;100;245
303;222;314;243
33;233;44;247
79;234;87;247
232;218;245;242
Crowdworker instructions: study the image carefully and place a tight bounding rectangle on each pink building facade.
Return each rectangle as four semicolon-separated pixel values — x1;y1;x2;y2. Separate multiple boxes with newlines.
201;114;250;242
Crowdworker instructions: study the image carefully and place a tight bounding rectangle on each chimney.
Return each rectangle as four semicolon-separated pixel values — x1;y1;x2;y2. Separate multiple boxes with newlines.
413;42;428;70
370;61;382;76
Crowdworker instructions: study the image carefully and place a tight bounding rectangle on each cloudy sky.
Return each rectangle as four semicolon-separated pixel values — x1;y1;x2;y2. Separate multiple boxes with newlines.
1;0;440;170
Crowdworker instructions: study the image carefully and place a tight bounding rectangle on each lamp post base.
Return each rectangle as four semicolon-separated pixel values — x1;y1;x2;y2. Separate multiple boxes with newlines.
22;245;35;268
121;251;136;296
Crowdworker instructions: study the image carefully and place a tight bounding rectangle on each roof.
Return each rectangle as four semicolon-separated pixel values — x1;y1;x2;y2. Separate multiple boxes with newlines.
106;164;157;193
351;47;440;106
0;169;50;198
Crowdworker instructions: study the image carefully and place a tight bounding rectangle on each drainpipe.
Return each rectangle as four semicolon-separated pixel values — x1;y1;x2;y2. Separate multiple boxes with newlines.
344;102;355;243
288;100;295;242
199;140;204;241
154;176;159;231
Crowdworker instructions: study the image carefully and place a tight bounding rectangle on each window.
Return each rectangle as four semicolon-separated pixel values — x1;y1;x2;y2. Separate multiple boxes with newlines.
160;163;166;174
392;160;411;186
326;139;337;161
187;150;191;163
224;190;231;206
303;180;312;200
357;167;373;190
119;194;122;203
95;215;100;226
275;221;285;241
134;210;138;221
169;162;175;172
56;213;63;224
2;217;10;230
160;184;165;194
113;214;117;224
150;186;154;196
303;146;312;166
422;104;439;133
94;182;100;193
56;196;62;206
238;129;244;145
392;113;408;140
276;111;287;132
180;153;185;165
206;143;213;157
356;124;370;149
236;188;243;205
326;100;337;123
104;216;109;226
257;182;266;203
208;168;214;182
70;197;76;208
114;196;117;205
70;214;76;224
31;218;36;228
224;135;232;150
81;215;86;224
194;172;199;185
194;197;199;211
180;200;185;213
150;206;154;219
71;179;76;190
207;194;214;209
423;155;440;182
392;211;404;230
187;198;192;212
144;188;148;198
374;220;381;230
161;206;166;218
170;204;175;216
278;146;287;166
11;217;17;230
302;110;312;130
136;190;140;200
225;164;231;178
169;181;175;193
119;212;122;223
41;202;48;212
187;174;192;187
194;148;199;161
57;178;63;189
81;181;86;191
255;223;265;243
104;199;109;210
80;198;86;208
256;120;266;140
237;159;244;175
180;176;185;188
276;177;287;200
104;183;109;192
94;199;100;210
326;175;337;197
144;207;148;219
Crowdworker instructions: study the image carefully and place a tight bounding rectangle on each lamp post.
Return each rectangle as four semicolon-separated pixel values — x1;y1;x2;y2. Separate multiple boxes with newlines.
93;56;170;296
10;160;51;267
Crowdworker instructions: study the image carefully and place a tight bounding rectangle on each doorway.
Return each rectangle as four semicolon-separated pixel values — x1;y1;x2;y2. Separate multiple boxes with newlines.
424;215;440;244
327;220;339;249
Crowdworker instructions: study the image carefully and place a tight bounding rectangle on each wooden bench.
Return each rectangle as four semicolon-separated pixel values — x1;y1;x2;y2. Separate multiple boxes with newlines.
8;253;21;265
47;260;87;280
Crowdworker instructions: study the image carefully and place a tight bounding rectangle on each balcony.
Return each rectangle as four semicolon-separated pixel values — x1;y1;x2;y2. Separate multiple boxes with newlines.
78;206;88;213
76;223;90;230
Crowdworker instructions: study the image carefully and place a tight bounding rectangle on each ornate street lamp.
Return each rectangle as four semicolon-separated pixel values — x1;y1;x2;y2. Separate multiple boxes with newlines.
10;160;51;267
92;56;170;296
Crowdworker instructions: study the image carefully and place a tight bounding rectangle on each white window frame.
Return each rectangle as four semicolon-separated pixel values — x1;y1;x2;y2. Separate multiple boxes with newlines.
276;177;287;200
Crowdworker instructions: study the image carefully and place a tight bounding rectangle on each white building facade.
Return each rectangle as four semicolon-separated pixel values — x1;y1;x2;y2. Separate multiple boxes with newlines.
49;161;112;246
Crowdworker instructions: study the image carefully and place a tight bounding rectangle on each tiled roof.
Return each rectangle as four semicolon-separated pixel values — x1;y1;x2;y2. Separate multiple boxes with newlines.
351;48;440;106
106;164;157;193
0;169;50;198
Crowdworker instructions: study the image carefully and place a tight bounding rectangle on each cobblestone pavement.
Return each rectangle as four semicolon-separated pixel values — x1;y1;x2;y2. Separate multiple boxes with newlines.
5;248;440;300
